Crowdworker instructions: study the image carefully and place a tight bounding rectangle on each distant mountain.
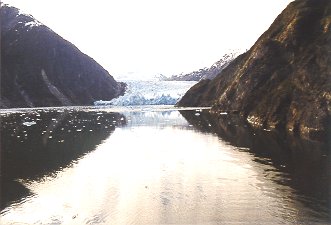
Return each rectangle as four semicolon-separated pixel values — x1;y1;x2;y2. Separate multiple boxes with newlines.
162;51;241;81
1;4;126;108
177;0;331;141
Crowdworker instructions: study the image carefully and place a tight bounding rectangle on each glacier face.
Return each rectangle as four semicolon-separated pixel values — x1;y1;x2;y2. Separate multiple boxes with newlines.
95;80;197;106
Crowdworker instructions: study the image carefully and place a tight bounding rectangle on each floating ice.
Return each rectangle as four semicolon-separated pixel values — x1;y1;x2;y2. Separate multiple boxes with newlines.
23;121;36;126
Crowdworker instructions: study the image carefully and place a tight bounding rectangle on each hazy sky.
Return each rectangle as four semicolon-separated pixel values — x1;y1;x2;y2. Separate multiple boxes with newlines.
4;0;294;78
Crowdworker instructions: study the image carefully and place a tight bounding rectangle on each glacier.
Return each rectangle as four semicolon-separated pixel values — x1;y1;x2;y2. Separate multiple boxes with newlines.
95;80;197;106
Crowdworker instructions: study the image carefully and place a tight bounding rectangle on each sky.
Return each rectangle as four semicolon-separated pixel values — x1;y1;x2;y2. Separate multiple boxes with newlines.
3;0;294;79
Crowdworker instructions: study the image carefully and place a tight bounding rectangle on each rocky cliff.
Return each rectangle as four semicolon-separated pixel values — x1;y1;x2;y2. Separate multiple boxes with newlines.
1;5;126;108
177;0;331;141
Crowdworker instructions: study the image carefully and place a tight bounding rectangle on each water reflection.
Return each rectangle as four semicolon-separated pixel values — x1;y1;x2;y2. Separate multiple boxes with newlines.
180;110;331;222
1;108;126;209
1;108;330;224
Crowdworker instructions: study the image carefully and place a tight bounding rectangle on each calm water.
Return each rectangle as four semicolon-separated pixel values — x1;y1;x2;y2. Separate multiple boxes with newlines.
1;106;330;224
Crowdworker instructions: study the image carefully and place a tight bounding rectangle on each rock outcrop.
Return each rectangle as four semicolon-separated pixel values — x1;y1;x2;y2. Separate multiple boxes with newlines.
1;4;126;108
177;0;331;141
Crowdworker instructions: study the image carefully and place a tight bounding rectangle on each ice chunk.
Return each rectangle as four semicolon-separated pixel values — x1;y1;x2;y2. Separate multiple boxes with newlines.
23;121;36;126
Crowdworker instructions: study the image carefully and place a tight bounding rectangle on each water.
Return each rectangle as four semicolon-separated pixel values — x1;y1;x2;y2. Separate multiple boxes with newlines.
1;106;330;224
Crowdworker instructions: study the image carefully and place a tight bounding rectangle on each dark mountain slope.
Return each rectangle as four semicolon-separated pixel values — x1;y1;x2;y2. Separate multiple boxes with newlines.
176;0;331;140
1;5;126;108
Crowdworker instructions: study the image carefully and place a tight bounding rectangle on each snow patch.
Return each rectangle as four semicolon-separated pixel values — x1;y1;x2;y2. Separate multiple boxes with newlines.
17;8;31;17
9;6;44;27
25;20;42;28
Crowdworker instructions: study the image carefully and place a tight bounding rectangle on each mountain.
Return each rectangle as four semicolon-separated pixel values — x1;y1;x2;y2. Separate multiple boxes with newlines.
162;51;240;81
1;4;126;108
176;0;331;141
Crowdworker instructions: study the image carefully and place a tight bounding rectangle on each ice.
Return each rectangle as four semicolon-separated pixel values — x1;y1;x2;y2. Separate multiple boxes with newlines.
22;121;36;126
95;80;197;106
